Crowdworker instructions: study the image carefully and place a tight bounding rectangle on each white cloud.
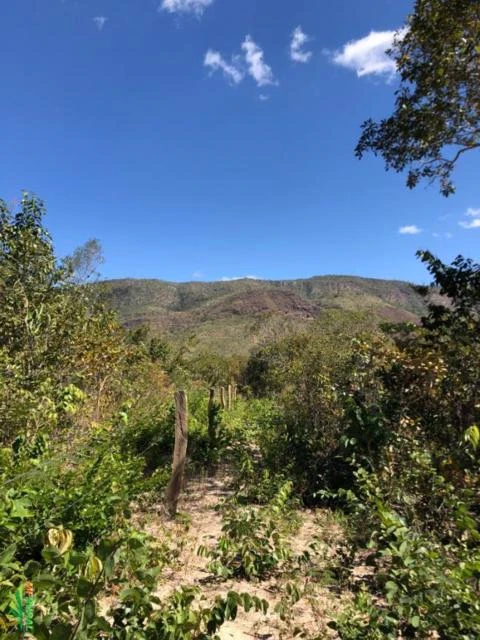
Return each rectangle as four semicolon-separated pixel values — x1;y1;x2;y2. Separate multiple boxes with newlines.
192;271;204;279
204;50;244;85
242;35;277;87
290;26;313;63
433;232;453;239
460;219;480;229
332;29;404;78
259;94;269;101
93;16;108;31
459;207;480;229
221;275;261;281
466;207;480;217
205;36;277;89
160;0;214;15
399;225;422;235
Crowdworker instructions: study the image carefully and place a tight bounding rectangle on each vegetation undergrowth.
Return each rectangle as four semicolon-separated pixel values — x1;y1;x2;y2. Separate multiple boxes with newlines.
198;481;298;580
1;188;479;637
0;195;270;639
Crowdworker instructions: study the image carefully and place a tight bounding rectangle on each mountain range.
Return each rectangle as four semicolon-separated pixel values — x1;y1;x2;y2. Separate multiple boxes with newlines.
100;275;431;355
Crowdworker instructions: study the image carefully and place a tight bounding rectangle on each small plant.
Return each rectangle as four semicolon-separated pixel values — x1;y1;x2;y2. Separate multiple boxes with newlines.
110;586;268;639
9;583;35;636
273;580;303;623
234;456;291;505
328;587;397;640
199;482;296;580
331;483;480;639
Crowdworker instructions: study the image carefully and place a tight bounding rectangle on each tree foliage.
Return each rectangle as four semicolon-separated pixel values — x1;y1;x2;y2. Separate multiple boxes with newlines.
63;238;104;284
0;194;166;443
356;0;480;196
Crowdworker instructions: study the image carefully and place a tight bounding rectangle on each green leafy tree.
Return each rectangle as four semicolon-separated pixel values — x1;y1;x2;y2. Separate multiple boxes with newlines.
417;250;480;326
243;310;386;499
0;194;164;442
356;0;480;196
0;194;68;381
405;251;480;443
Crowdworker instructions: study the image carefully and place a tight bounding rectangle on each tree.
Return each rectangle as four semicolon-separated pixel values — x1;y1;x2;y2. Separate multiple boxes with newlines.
0;194;157;441
417;250;480;321
64;238;104;284
0;193;69;382
379;252;480;450
356;0;480;196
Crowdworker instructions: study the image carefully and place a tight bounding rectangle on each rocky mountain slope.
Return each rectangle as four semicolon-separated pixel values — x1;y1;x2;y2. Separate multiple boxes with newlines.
100;275;428;354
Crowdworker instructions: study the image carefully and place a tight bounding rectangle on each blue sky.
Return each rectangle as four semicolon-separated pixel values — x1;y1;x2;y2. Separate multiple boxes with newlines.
1;0;478;283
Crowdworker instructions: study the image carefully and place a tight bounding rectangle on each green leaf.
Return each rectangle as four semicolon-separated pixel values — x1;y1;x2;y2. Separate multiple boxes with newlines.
76;578;94;598
33;623;51;640
410;614;420;628
385;581;398;594
33;573;58;590
51;622;74;639
24;559;43;577
69;552;88;567
10;497;33;518
0;544;17;564
464;425;480;451
84;599;96;624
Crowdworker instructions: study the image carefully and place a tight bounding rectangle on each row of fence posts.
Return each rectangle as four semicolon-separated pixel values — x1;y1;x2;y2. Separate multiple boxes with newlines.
216;384;238;411
165;385;238;517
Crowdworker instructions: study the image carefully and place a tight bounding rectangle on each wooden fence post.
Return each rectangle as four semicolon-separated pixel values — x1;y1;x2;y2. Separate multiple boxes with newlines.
233;385;237;402
207;387;218;475
165;390;188;518
208;387;216;444
227;384;232;410
220;386;226;409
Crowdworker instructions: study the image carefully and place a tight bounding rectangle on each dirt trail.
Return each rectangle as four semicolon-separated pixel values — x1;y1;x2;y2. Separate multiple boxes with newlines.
134;472;350;640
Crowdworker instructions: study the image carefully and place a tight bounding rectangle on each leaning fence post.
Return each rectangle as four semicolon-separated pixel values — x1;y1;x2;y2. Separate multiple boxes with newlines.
165;390;188;517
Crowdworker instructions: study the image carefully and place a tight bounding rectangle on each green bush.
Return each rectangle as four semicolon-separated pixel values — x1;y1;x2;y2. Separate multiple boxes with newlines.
332;500;480;639
199;482;297;580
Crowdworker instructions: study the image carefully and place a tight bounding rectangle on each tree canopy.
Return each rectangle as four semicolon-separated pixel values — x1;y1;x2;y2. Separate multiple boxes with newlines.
356;0;480;196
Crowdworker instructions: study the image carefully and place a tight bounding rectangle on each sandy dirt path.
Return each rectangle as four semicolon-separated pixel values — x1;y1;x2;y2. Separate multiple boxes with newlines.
133;472;351;639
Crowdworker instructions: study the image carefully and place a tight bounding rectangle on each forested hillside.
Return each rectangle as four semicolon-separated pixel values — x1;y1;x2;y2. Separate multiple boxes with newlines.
100;275;429;354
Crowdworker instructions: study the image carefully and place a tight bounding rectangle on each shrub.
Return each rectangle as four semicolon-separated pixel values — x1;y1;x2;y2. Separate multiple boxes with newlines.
199;482;297;580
